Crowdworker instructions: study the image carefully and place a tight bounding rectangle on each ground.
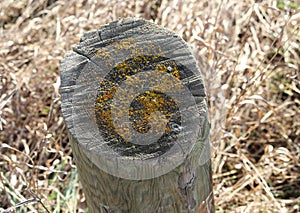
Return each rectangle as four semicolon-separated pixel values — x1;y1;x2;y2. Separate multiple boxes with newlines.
0;0;299;212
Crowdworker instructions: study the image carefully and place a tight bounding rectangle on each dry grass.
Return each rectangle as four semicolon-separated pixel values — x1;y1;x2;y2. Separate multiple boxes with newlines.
0;0;299;212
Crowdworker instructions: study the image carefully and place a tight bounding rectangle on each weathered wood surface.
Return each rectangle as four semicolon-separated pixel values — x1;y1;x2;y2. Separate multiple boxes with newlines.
60;18;214;213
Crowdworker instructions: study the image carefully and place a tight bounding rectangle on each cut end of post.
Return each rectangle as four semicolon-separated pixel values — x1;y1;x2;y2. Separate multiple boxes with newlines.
60;18;214;212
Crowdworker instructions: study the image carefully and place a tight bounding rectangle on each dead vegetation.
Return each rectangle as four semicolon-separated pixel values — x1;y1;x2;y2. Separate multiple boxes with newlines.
0;0;299;212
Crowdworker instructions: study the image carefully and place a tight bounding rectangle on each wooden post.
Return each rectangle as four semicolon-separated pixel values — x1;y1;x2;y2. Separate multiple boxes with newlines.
60;18;214;213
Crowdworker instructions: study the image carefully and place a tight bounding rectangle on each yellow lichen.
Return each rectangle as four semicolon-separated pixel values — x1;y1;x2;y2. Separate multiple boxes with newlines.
94;39;181;144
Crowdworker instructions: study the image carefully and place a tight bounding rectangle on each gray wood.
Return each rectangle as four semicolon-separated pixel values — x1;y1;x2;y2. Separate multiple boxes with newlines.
60;18;214;213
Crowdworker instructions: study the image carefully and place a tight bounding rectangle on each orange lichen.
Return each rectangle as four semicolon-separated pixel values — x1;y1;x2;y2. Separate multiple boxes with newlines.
128;91;174;133
94;40;182;145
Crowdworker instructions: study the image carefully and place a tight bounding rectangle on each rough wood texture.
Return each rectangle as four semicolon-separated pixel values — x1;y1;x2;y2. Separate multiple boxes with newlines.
60;18;214;213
